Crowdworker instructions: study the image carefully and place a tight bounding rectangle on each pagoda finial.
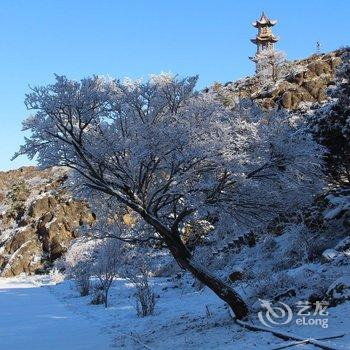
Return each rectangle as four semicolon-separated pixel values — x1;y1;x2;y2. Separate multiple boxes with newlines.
252;11;277;28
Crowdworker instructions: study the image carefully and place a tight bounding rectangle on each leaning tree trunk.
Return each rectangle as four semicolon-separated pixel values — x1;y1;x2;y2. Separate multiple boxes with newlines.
111;199;249;319
160;232;248;319
183;257;248;319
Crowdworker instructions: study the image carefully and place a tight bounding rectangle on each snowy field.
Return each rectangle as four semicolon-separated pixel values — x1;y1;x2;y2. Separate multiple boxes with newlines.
0;277;111;350
0;276;349;350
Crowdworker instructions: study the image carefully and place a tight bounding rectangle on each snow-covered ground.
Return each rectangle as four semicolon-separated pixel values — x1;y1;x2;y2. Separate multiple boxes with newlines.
0;276;113;349
0;276;349;349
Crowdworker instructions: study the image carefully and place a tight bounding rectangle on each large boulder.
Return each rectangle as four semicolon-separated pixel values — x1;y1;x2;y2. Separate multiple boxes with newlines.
28;195;58;218
1;239;42;277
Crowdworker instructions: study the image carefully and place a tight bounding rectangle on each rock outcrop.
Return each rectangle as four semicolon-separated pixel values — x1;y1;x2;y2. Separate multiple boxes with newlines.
0;167;94;277
212;49;345;110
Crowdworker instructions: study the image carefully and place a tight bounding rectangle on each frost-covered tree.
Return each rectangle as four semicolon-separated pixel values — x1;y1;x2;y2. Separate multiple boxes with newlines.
256;49;286;83
15;74;324;318
65;239;95;296
91;239;123;307
309;48;350;185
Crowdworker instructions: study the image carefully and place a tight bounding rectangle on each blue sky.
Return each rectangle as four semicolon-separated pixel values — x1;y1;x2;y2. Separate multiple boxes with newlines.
0;0;349;171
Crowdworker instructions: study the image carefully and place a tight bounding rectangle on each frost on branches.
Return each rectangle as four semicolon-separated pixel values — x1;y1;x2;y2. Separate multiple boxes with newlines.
255;49;287;83
15;73;325;318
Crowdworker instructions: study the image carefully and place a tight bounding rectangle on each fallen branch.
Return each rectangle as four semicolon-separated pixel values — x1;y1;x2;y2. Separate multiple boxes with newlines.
318;335;346;341
272;339;310;350
272;334;345;350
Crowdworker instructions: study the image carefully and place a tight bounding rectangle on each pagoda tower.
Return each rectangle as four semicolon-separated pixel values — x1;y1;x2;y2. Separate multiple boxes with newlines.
249;12;279;65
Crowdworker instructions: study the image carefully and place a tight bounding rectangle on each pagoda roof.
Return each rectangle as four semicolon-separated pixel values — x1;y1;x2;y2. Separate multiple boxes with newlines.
252;12;277;27
250;34;279;44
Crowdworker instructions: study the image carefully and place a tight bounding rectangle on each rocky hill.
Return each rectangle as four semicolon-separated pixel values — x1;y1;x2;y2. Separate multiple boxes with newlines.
211;49;346;110
0;167;94;277
0;49;347;277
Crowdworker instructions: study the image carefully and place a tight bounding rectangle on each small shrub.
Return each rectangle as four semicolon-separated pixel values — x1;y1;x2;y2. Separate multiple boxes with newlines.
90;284;106;305
306;238;330;261
92;239;122;307
252;272;296;301
127;265;157;317
63;239;97;296
71;260;91;296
